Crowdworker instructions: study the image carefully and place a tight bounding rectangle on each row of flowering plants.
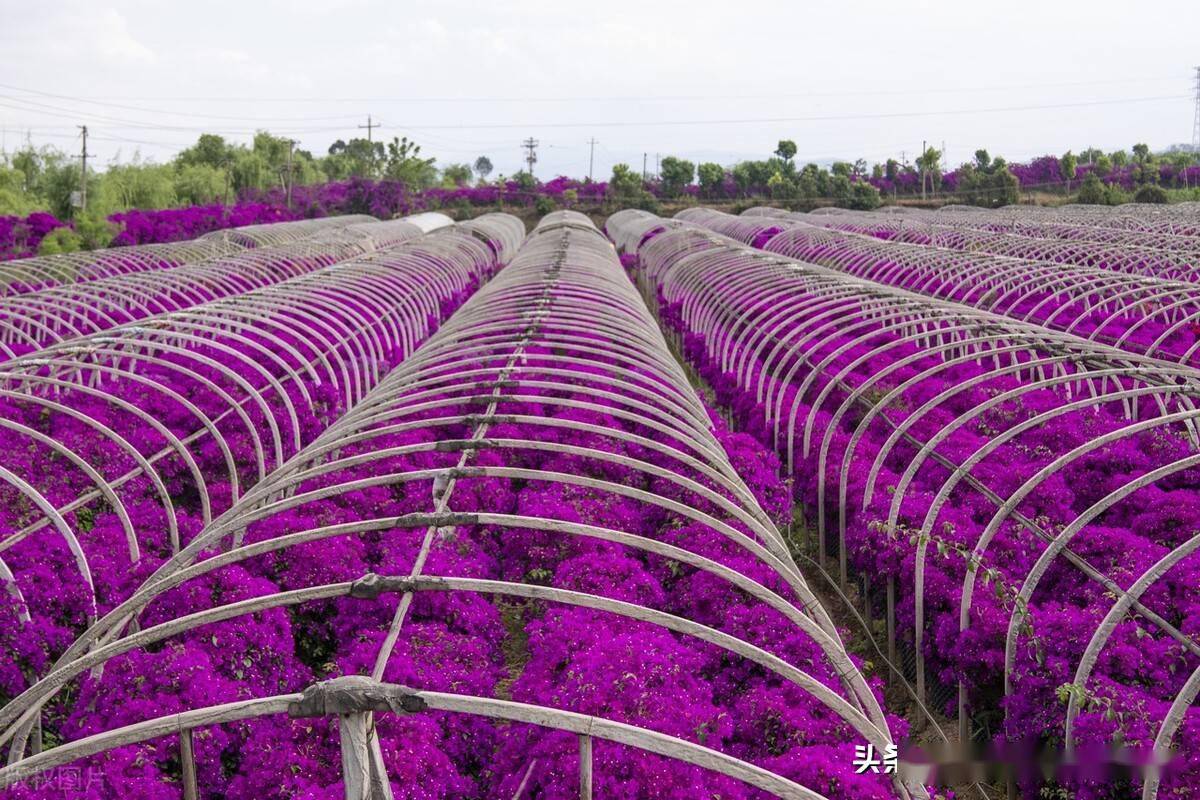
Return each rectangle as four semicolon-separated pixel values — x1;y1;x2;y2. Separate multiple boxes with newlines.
0;211;922;799
777;204;1200;254
0;216;517;755
762;207;1200;279
673;207;1200;372
0;216;435;361
0;214;71;260
607;210;1200;799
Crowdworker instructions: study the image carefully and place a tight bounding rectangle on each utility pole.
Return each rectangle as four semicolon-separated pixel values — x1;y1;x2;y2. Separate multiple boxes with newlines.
940;140;946;199
655;152;660;180
1192;66;1200;154
358;115;381;142
77;125;90;213
587;137;598;181
920;140;926;201
522;137;538;177
642;152;647;181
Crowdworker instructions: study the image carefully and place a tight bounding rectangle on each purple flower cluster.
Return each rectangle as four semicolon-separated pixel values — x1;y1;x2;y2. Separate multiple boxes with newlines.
3;175;616;259
618;212;1200;799
689;209;1200;371
108;203;305;246
0;214;70;260
0;212;911;799
0;221;514;799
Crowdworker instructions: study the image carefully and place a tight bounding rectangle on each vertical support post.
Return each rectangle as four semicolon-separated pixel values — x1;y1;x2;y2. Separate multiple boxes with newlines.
839;527;847;588
958;682;969;746
886;577;896;673
916;636;926;728
367;728;396;800
180;728;198;800
862;573;872;629
579;734;593;800
339;713;372;800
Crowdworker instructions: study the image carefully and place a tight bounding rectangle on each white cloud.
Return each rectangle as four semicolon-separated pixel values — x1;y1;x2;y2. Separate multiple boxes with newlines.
94;8;155;63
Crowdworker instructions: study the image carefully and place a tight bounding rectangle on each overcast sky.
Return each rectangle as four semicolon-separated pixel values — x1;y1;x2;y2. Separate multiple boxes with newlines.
1;0;1198;178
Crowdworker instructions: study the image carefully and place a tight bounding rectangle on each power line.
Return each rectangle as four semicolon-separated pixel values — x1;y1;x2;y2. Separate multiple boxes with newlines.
0;82;362;123
16;74;1184;104
380;94;1194;131
0;93;1189;136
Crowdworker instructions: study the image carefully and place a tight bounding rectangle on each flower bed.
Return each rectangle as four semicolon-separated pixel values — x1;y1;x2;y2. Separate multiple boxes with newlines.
0;212;914;799
612;214;1200;799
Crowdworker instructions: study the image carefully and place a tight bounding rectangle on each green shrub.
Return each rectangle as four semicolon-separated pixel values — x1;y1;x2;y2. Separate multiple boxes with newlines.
1132;184;1169;204
37;227;82;255
1076;173;1106;205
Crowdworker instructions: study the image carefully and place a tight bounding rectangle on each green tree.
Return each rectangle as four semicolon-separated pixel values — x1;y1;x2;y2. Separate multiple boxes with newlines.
608;163;656;210
697;162;724;197
990;166;1020;207
8;144;81;218
799;163;827;197
1110;150;1129;168
732;160;773;195
767;172;800;201
830;175;881;209
609;163;643;198
954;161;1019;207
915;146;942;195
974;149;991;171
173;163;226;206
252;131;293;169
1076;172;1106;204
324;138;385;179
383;137;437;188
1093;154;1113;177
230;150;273;193
658;156;695;198
0;162;38;215
774;140;797;164
1059;151;1078;192
849;180;882;210
830;161;853;179
441;163;473;186
473;156;493;181
177;134;232;170
94;157;176;214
